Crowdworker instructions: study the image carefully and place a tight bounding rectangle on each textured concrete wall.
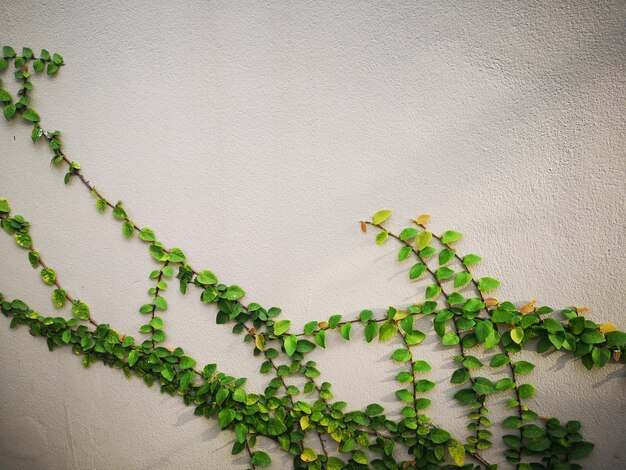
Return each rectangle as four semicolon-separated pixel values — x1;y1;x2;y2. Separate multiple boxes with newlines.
0;1;624;468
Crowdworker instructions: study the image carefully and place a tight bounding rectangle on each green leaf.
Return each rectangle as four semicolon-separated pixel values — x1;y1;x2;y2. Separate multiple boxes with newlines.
96;198;107;213
375;231;388;244
21;108;40;122
154;296;168;310
47;62;59;75
138;227;155;241
475;320;493;343
273;319;291;336
396;389;413;403
4;104;16;121
127;350;139;367
267;418;287;436
283;335;297;356
149;317;164;329
438;248;455;265
0;89;11;103
33;59;44;72
477;277;500;292
391;348;411;363
415;379;435;393
441;230;463;244
430;428;451;444
40;268;56;285
413;360;431;372
396;371;413;383
513;361;535;375
3;46;16;57
581;330;605;344
52;53;64;65
364;321;379;342
399;227;419;240
473;377;496;395
14;232;32;248
416;230;432;250
352;450;368;465
217;408;236;429
168;248;186;263
463;356;483;369
28;251;40;268
569;441;594;459
234;422;247;443
379;321;398;341
340;322;351;340
451;367;470;385
372;209;392;225
296;339;315;353
250;451;271;467
112;203;127;219
196;270;217;285
442;332;460;346
405;329;426;345
409;263;427;280
52;289;66;308
122;221;134;238
518;383;536;399
606;331;626;347
435;267;454;280
178;355;196;370
223;285;245;300
365;403;384;416
453;272;472;288
72;301;90;320
398;245;411;261
425;284;441;299
454;388;477;404
490;353;510;367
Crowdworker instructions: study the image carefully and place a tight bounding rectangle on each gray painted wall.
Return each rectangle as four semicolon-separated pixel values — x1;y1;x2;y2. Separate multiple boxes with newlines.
1;1;624;468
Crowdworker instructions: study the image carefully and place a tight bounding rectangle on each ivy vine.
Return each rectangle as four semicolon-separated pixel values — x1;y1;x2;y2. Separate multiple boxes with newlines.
1;46;625;470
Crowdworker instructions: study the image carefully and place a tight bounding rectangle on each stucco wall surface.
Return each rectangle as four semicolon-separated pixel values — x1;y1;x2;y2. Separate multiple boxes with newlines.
0;1;625;469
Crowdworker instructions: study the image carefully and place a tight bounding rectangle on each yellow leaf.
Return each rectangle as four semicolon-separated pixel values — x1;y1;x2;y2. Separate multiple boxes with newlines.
393;309;408;320
576;306;590;314
447;439;465;466
318;321;329;329
360;221;367;233
300;416;309;430
519;300;536;314
613;350;622;362
599;323;618;334
300;448;317;462
484;297;498;307
416;230;432;250
372;209;392;225
254;333;265;351
416;214;431;225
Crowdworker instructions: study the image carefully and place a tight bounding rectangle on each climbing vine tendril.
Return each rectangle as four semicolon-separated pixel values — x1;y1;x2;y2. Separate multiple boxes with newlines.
1;46;624;470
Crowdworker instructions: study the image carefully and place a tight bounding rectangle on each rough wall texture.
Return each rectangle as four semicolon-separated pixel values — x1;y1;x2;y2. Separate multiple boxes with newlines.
0;1;624;468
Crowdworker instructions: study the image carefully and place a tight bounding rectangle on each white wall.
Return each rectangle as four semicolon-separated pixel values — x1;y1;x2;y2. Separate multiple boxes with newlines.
1;1;624;468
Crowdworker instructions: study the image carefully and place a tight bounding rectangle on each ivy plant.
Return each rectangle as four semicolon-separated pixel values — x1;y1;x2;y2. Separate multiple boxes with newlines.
1;47;624;470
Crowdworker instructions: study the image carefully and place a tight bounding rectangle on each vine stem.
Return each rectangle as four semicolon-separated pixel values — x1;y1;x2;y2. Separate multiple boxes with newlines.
362;221;505;468
244;439;257;470
413;220;525;467
32;124;494;466
29;243;98;327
